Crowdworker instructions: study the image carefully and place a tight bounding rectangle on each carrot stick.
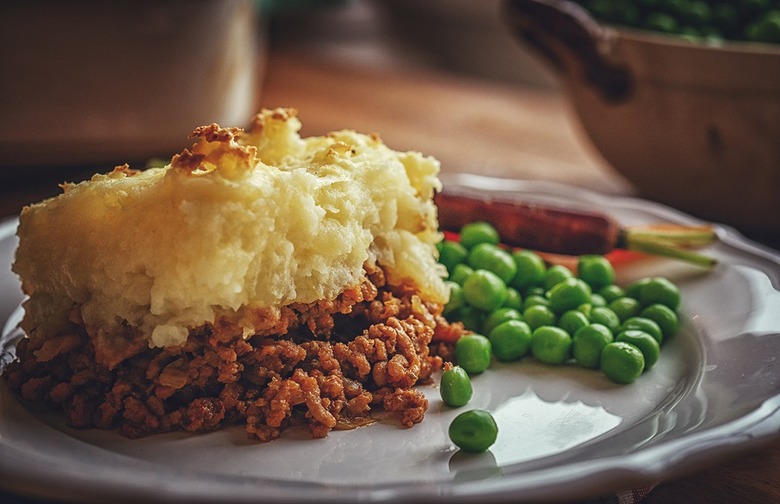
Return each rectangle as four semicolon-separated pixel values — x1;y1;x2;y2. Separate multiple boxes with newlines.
436;188;621;255
435;187;717;266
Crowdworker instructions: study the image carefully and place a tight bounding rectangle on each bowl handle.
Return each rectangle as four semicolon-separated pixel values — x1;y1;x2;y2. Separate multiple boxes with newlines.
502;0;633;102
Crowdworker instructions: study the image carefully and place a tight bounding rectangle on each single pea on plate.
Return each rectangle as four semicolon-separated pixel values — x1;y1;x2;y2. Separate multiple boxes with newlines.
448;409;499;453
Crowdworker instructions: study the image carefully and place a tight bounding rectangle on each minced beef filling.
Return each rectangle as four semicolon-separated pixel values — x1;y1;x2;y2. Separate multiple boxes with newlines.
3;265;460;441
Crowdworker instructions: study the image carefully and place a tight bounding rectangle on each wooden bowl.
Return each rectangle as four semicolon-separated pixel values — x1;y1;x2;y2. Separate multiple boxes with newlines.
503;0;780;238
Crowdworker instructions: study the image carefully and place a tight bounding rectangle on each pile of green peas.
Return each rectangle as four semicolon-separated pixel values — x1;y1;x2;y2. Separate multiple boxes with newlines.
572;0;780;44
438;221;681;383
438;221;682;452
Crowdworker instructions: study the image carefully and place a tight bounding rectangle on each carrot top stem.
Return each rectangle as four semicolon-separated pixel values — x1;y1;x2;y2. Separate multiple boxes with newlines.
622;225;719;267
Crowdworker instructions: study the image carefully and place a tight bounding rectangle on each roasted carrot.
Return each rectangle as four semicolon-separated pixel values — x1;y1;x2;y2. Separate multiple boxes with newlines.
435;187;718;266
435;188;619;255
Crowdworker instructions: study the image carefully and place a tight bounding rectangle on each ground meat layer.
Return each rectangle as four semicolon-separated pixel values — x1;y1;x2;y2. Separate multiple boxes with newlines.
3;265;459;441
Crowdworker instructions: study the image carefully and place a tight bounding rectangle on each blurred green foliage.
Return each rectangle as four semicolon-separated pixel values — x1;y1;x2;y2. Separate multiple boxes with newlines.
572;0;780;43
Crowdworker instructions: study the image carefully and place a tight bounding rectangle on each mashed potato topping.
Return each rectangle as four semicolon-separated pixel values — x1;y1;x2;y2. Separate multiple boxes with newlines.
14;108;447;358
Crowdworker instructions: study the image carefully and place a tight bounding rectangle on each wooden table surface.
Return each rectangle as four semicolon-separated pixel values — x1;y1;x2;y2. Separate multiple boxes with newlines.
1;3;779;503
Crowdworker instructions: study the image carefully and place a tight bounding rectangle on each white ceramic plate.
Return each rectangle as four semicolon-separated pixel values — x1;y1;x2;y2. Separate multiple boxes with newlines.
2;174;779;503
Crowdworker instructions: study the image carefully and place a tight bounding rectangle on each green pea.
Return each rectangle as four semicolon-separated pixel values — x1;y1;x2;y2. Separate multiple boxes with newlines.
449;263;474;286
619;316;664;345
588;0;617;21
737;0;771;16
577;302;593;318
598;284;625;304
638;277;681;311
523;294;550;310
681;1;713;26
531;326;572;365
625;277;652;299
510;250;547;290
577;254;616;290
452;306;484;332
590;293;607;307
702;29;725;43
523;286;545;297
439;240;468;275
544;264;574;291
440;366;473;407
711;4;739;35
746;12;780;43
467;243;517;284
559;309;590;337
488;320;532;361
443;281;465;316
455;334;492;374
503;287;523;310
640;303;680;340
608;296;642;322
645;12;679;33
665;0;689;18
459;221;500;249
482;307;523;336
448;409;498;453
588;306;621;332
572;323;614;369
600;342;645;384
581;0;774;43
523;304;557;330
463;269;508;311
678;29;702;43
548;277;592;314
617;330;661;369
590;0;639;24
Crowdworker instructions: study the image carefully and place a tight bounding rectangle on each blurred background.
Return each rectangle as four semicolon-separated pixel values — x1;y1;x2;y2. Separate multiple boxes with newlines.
0;0;620;237
2;0;778;244
266;0;562;87
0;1;779;503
